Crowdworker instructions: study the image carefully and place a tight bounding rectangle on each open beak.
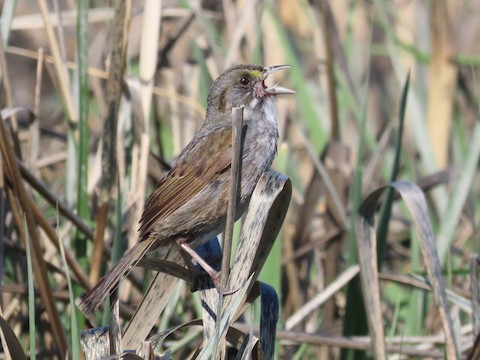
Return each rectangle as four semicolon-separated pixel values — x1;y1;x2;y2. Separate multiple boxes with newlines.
263;65;295;95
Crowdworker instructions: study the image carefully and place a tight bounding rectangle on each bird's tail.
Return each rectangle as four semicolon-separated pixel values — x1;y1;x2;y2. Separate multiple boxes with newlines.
79;240;152;315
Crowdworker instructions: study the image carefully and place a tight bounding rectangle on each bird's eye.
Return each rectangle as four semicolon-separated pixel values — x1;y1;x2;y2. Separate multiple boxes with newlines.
239;76;249;86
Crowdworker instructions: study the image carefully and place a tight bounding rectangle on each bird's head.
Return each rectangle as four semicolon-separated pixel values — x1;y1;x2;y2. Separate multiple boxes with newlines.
206;64;294;116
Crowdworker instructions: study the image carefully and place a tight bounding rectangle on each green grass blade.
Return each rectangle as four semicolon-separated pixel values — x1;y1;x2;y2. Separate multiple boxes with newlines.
75;0;90;219
58;212;80;360
74;0;89;335
376;71;410;269
0;0;17;45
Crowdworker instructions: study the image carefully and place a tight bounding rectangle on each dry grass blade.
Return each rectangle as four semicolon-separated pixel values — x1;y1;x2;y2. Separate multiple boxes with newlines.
137;257;191;281
285;264;359;330
81;326;110;360
148;319;203;349
122;251;182;351
0;314;27;360
198;275;255;359
200;170;291;356
258;282;279;359
211;282;278;357
355;180;459;359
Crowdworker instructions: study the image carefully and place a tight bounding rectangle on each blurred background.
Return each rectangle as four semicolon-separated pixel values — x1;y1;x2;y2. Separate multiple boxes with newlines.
1;0;479;359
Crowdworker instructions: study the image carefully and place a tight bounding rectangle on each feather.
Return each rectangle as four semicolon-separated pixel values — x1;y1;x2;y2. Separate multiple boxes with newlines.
79;241;153;314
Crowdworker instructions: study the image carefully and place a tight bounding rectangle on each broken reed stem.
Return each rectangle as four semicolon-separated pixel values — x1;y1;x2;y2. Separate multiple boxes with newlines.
221;105;244;290
214;106;244;358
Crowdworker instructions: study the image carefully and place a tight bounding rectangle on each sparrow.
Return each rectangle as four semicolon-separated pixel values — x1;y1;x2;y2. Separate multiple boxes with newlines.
80;64;294;314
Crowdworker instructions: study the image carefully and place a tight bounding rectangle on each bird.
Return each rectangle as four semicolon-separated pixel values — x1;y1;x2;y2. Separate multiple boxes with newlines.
80;64;294;314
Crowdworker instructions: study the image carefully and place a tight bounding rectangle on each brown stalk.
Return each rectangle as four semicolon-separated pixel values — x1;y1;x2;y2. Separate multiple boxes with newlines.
0;114;68;354
93;2;131;318
317;0;340;141
99;0;131;201
233;324;446;358
90;203;109;285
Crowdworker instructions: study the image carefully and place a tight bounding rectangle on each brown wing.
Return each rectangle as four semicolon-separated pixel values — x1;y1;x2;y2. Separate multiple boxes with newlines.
139;126;233;240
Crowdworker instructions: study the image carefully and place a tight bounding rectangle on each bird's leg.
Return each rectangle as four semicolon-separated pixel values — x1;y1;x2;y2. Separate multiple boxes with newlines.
176;246;210;291
176;238;234;294
176;239;221;289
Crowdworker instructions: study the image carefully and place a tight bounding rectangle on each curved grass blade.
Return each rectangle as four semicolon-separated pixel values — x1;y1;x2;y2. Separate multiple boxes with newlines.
259;282;279;359
355;180;459;359
200;170;291;357
197;275;254;360
0;314;27;360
